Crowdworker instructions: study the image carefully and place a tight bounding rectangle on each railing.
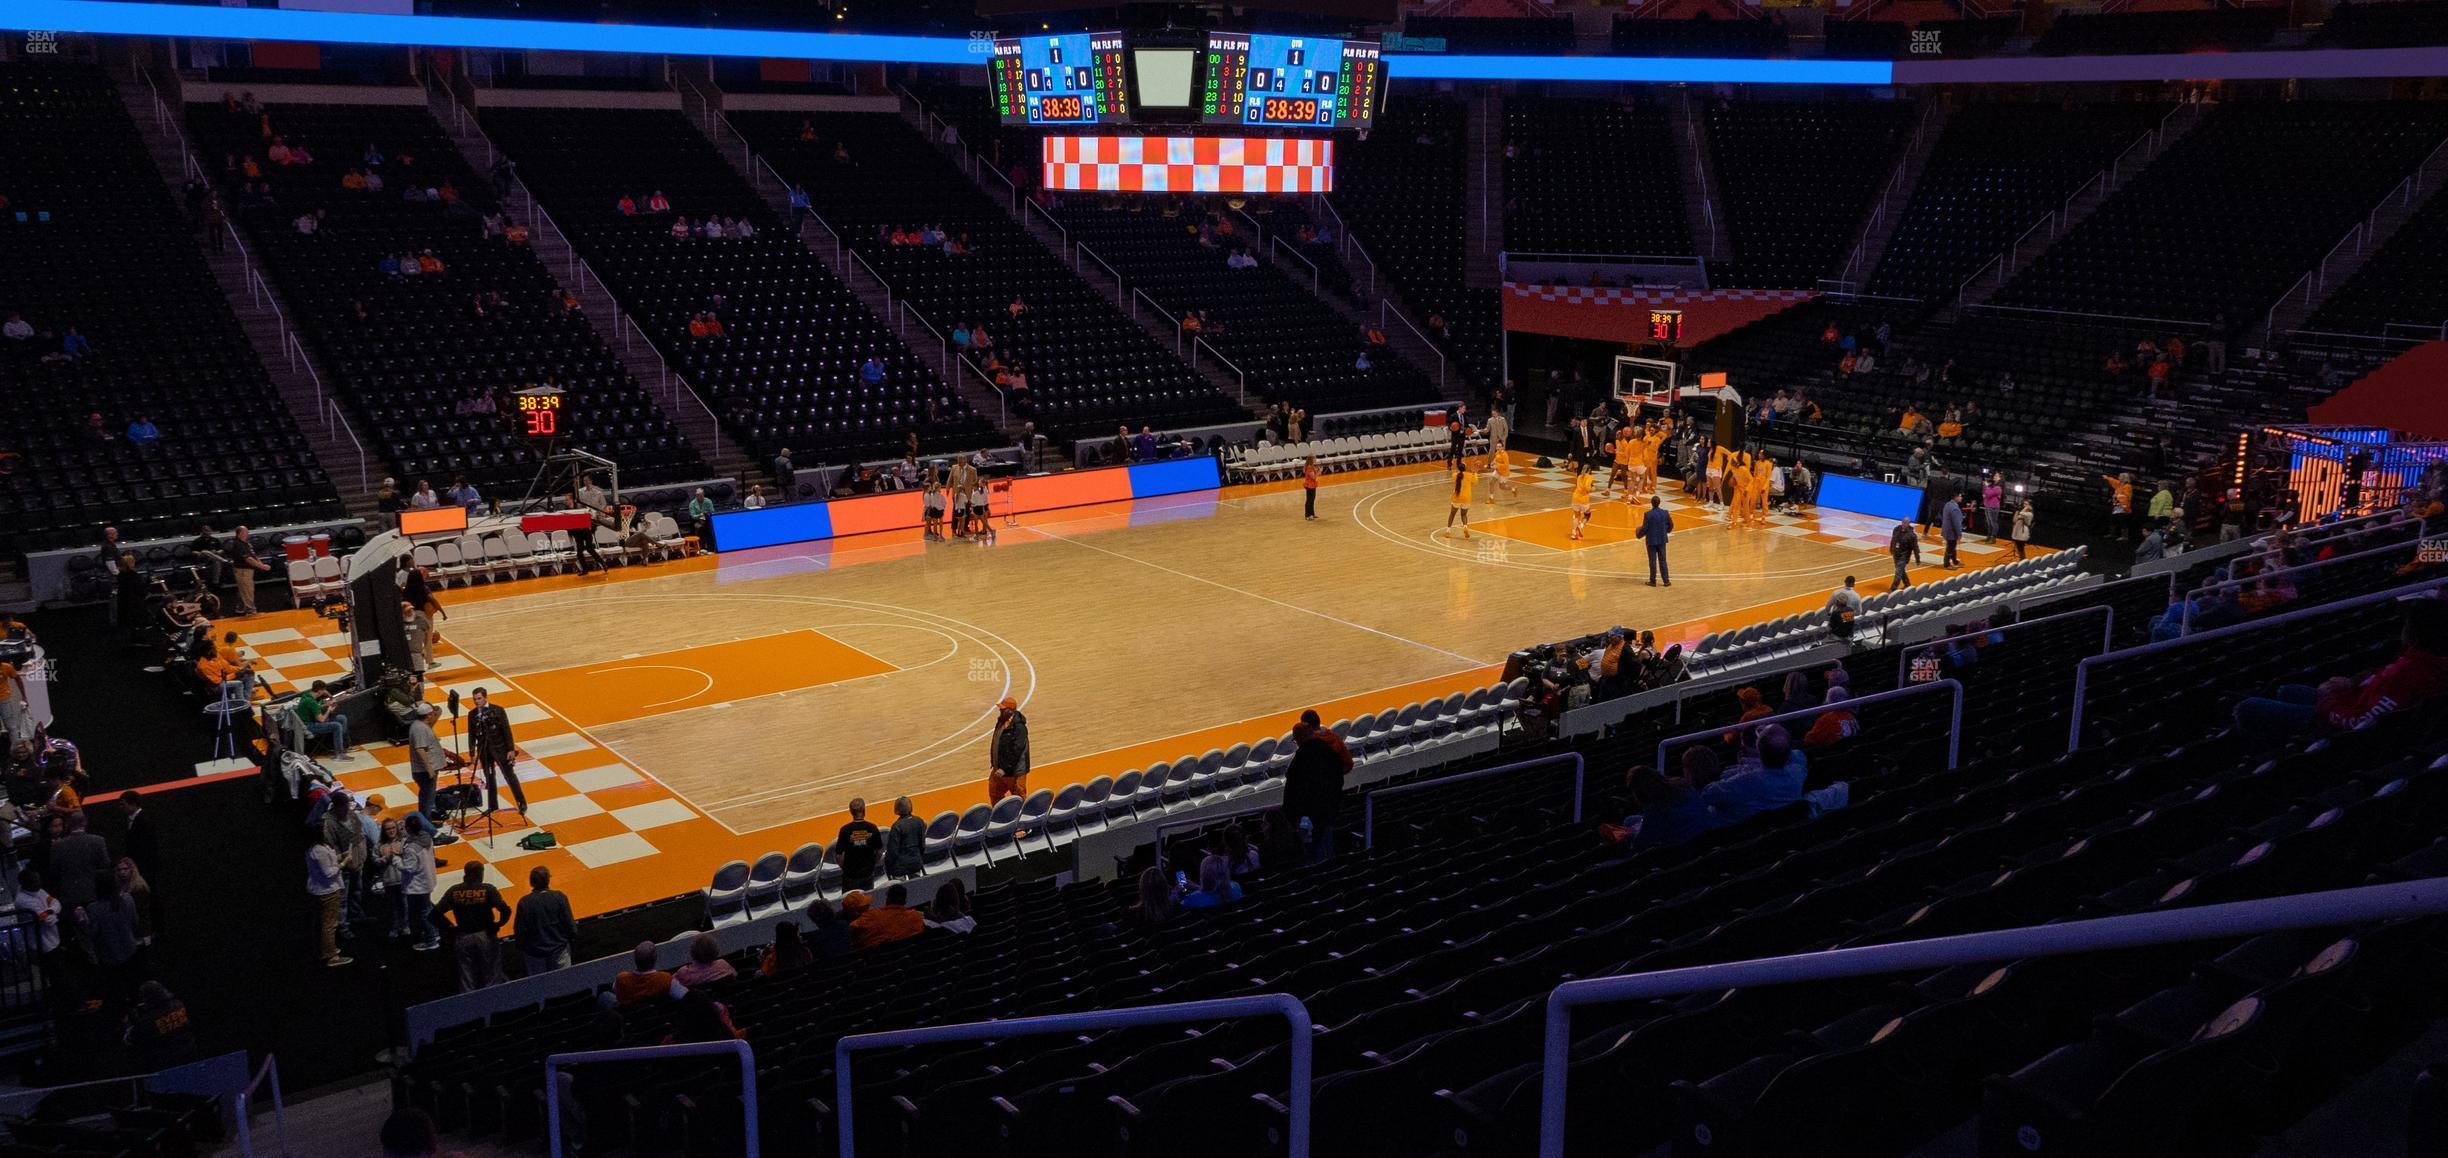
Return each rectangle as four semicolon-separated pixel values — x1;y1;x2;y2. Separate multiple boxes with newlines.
835;994;1313;1158
2065;573;2448;752
981;159;1019;212
1233;206;1267;249
622;314;672;391
1894;603;2113;686
325;399;368;493
1026;197;1070;262
1313;192;1349;260
1132;288;1182;355
286;331;321;405
2176;531;2424;632
232;1053;288;1157
1271;236;1322;294
954;352;1010;427
1363;753;1583;849
1343;233;1380;300
1379;300;1447;392
1148;802;1288;874
1534;877;2448;1158
1080;243;1124;294
899;299;952;378
1839;103;1933;283
1196;337;1248;402
1966;301;2212;331
2220;508;2413;581
2004;211;2055;278
848;249;891;309
549;1040;756;1158
1955;253;2003;307
1655;678;1964;774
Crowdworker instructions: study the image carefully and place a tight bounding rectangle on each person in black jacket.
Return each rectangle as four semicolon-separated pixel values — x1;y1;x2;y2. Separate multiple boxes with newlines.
988;697;1030;803
1282;717;1346;865
467;688;526;815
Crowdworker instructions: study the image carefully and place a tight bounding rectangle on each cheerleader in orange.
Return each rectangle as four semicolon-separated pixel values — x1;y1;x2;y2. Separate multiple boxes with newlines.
1490;447;1519;500
1703;445;1728;508
1568;465;1595;540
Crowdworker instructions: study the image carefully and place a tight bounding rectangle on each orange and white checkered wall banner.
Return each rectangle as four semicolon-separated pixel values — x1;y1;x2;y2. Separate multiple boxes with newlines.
1041;135;1335;193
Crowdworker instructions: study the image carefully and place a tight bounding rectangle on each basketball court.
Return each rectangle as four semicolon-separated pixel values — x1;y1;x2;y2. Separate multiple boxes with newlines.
222;454;2041;918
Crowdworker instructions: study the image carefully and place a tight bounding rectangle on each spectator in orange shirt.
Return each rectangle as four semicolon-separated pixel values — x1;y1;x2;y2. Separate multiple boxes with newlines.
611;941;682;1007
847;885;925;950
1802;687;1859;748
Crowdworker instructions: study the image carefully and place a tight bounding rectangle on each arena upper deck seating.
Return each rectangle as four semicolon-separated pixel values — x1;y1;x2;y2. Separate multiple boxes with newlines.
185;100;709;492
1053;203;1438;414
1866;103;2168;303
2304;183;2448;339
1502;96;1691;258
2035;7;2287;55
1706;100;1915;288
1610;14;1790;57
1406;15;1574;53
399;560;2448;1158
2311;0;2448;47
0;63;342;554
478;107;998;470
1330;95;1503;391
730;110;1245;445
1993;102;2448;324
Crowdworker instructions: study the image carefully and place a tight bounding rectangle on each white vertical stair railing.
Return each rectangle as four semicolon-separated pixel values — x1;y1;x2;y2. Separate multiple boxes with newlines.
547;1040;756;1158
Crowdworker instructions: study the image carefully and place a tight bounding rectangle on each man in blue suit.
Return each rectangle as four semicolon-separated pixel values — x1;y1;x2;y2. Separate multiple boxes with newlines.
1636;495;1674;587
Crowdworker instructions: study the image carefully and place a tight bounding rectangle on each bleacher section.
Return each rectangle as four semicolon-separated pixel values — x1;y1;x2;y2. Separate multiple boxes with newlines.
185;100;709;493
399;556;2448;1158
2312;0;2448;46
1406;15;1575;53
2305;182;2448;339
1611;14;1790;57
1705;100;1916;288
2035;7;2287;55
1053;204;1438;415
477;107;998;472
1330;95;1503;391
0;64;343;553
1502;96;1691;258
1994;102;2448;325
1867;103;2168;303
730;110;1245;447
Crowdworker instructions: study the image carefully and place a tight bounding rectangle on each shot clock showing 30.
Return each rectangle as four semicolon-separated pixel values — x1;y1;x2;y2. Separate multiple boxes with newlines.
516;386;565;441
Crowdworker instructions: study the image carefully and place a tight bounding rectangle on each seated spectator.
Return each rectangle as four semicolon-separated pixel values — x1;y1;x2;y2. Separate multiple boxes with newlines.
670;217;689;240
1802;686;1859;748
1214;823;1260;877
2;312;34;343
861;355;887;386
647;191;670;213
670;931;735;987
847;884;925;949
804;899;853;957
926;879;976;933
417;250;443;275
617;194;636;215
611;941;682;1007
2233;599;2446;743
759;921;813;977
1125;867;1177;930
661;988;744;1045
125;415;160;448
1703;725;1808;824
1178;855;1242;912
951;323;971;348
1620;764;1717;852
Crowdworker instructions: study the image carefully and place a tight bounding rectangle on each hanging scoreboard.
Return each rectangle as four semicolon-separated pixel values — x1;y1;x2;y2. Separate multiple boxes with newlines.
990;31;1130;125
1200;32;1381;130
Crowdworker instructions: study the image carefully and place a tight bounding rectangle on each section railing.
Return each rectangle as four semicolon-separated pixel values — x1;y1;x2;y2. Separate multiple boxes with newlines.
1535;877;2448;1158
1026;197;1070;263
1271;236;1322;294
232;1054;288;1158
548;1041;755;1158
1196;337;1248;402
1655;678;1964;773
2066;573;2448;751
1380;300;1447;392
1894;603;2113;686
835;995;1312;1158
1131;288;1183;356
325;399;367;493
2176;530;2425;632
899;299;952;378
1364;753;1583;849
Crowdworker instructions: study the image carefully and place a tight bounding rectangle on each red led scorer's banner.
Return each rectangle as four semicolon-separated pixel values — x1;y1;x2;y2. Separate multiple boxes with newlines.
1041;135;1334;193
1501;284;1819;348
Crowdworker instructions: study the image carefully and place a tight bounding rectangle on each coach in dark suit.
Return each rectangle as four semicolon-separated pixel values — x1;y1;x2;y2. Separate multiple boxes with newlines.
468;687;527;815
1637;495;1674;587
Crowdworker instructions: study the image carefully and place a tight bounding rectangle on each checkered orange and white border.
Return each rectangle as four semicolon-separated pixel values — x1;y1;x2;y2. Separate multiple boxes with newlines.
1041;134;1335;193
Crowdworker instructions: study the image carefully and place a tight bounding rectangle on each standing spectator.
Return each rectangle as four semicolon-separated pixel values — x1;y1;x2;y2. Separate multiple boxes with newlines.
1301;456;1320;521
832;798;883;892
2011;501;2035;560
395;812;440;951
882;795;926;880
1940;491;1966;569
15;869;60;988
85;870;142;1004
772;447;795;489
1283;715;1345;864
987;697;1029;803
407;480;440;510
227;526;270;616
49;811;110;915
1903;447;1936;531
375;477;402;528
467;688;525;815
2104;472;2134;541
1980;475;2005;543
445;476;482;512
119;791;160;883
406;702;448;823
1637;494;1673;587
1888;519;1920;591
306;828;350;968
124;981;196;1071
436;862;509;992
514;865;577;977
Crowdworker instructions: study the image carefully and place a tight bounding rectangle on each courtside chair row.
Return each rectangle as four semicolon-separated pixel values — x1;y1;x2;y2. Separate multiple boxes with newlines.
1677;549;2086;678
406;516;688;586
701;679;1525;926
1226;427;1484;482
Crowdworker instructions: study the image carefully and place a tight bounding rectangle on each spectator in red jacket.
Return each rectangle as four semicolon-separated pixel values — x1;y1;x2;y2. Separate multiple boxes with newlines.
2234;599;2446;744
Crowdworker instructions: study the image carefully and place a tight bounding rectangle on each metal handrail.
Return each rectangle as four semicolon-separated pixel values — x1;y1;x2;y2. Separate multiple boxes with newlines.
955;351;1010;427
1535;877;2448;1158
1148;801;1288;873
1080;243;1124;293
1894;603;2113;687
1364;753;1583;849
1131;288;1182;355
233;1053;287;1157
1026;197;1070;261
2177;527;2425;632
2222;508;2413;581
836;994;1312;1158
899;298;951;378
1967;301;2212;330
1196;337;1247;402
286;331;323;407
549;1041;755;1158
1379;299;1446;391
1497;250;1709;267
1344;233;1379;300
248;266;285;336
325;399;367;493
848;248;891;309
2062;166;2107;218
1956;253;2004;306
2005;211;2054;276
2066;573;2448;752
622;313;672;391
1233;206;1267;248
1655;678;1965;773
981;159;1019;211
1271;236;1321;294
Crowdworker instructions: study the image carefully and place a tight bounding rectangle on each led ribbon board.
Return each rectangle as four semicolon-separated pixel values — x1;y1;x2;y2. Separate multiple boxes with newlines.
1042;135;1333;193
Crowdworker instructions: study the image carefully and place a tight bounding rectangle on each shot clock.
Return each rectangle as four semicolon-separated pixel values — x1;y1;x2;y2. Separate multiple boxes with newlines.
515;386;565;441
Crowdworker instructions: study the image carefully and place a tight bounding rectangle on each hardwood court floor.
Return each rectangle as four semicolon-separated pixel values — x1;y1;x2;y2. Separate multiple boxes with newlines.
439;455;2029;837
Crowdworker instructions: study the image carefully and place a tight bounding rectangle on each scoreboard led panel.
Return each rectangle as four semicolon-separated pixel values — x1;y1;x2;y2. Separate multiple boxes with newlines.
990;31;1129;125
1201;32;1380;130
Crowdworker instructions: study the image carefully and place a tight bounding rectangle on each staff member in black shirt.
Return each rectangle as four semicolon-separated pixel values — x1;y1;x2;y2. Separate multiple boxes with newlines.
467;687;526;815
987;698;1030;803
436;862;510;992
832;798;882;892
